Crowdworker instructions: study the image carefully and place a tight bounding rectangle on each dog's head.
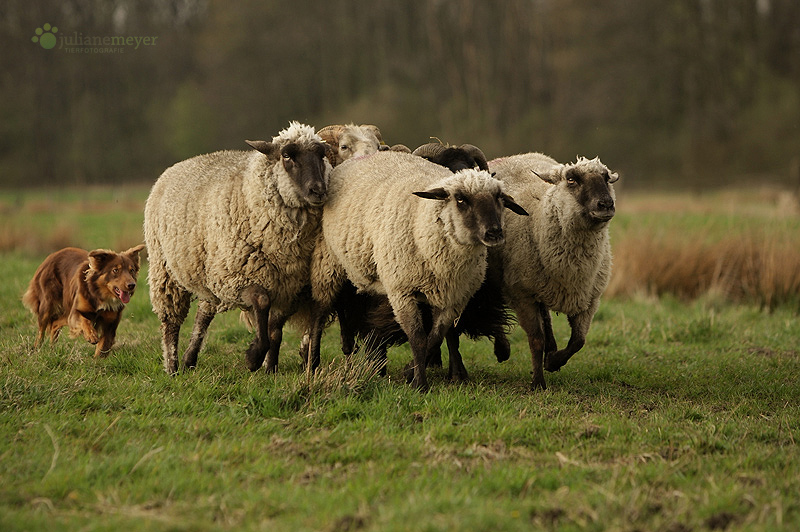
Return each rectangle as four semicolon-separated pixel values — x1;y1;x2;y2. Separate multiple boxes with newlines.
87;244;146;306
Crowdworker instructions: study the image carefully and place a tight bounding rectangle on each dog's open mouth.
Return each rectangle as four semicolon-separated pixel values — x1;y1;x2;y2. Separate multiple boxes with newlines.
114;287;132;304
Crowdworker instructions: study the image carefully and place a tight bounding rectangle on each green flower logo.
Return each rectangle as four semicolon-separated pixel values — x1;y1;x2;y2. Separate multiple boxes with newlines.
32;23;58;49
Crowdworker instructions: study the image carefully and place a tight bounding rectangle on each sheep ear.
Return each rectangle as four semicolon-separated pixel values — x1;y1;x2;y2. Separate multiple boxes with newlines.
413;188;449;201
607;171;620;183
246;140;279;157
501;194;529;216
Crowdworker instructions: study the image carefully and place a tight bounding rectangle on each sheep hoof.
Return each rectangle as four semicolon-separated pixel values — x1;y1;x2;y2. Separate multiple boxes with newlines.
448;364;470;383
245;339;270;371
411;375;429;393
494;339;511;363
427;353;443;368
544;351;569;372
530;376;547;391
403;363;415;384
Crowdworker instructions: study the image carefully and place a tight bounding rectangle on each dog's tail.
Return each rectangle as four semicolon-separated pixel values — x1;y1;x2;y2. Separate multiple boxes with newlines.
21;283;39;315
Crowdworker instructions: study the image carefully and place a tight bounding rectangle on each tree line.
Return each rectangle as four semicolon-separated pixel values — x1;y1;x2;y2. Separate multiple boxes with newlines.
2;0;799;188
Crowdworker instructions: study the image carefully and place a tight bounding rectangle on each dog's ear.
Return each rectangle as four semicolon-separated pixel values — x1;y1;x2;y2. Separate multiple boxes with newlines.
88;249;116;272
124;244;146;268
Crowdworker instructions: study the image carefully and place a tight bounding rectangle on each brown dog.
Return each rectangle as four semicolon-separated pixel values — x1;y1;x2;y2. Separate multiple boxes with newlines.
22;245;146;358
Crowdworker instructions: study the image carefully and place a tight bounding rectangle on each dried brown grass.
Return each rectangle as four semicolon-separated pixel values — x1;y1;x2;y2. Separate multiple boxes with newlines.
608;188;800;309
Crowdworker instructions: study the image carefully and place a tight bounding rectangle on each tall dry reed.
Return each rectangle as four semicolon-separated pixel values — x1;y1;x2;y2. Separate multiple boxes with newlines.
608;199;800;309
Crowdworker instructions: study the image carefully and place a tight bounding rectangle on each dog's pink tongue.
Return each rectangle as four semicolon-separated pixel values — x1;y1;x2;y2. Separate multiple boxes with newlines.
120;291;131;304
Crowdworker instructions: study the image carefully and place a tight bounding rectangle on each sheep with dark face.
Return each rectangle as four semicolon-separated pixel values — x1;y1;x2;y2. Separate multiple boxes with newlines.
490;153;618;389
308;151;528;391
144;121;332;374
336;140;512;382
412;142;490;172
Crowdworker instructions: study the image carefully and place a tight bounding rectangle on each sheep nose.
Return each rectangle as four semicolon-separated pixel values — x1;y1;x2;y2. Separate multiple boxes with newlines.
483;227;505;245
597;198;615;210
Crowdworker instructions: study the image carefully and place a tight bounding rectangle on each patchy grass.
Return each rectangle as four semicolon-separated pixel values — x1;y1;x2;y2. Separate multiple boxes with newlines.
1;185;799;531
3;264;800;530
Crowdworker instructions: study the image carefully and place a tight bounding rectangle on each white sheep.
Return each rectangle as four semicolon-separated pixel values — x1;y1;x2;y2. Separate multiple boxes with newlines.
144;121;332;374
308;151;528;391
317;123;384;166
489;153;618;389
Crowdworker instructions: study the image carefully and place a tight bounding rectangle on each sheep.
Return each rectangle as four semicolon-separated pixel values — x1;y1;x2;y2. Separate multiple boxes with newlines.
144;121;332;375
489;153;618;390
336;140;513;380
412;141;490;172
317;124;384;166
307;151;528;391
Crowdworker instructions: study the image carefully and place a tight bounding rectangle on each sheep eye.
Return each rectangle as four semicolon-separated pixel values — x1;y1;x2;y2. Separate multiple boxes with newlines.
340;145;350;151
282;153;292;160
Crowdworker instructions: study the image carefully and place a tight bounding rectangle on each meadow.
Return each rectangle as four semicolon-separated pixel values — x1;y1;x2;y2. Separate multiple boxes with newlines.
1;185;799;531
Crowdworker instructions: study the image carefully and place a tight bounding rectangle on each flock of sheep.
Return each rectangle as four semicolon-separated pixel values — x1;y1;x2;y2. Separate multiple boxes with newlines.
143;122;618;391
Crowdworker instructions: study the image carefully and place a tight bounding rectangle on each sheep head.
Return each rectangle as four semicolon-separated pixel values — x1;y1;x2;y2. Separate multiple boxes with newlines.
414;170;528;247
535;156;618;227
413;142;490;173
318;124;383;166
246;121;332;207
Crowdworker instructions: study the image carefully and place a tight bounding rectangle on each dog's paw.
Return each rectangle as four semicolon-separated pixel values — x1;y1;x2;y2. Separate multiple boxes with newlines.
83;328;99;344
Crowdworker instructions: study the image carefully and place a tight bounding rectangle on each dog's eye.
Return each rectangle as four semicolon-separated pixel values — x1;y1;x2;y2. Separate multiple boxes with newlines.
112;267;120;274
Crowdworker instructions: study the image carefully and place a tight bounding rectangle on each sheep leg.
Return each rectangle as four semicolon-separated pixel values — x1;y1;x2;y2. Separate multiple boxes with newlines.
241;287;271;372
444;328;469;382
513;299;547;390
264;311;288;373
158;298;191;375
183;300;216;370
545;307;593;372
150;258;191;375
493;333;511;363
335;282;358;356
307;301;332;372
393;298;429;392
161;322;183;375
421;304;443;367
541;304;558;354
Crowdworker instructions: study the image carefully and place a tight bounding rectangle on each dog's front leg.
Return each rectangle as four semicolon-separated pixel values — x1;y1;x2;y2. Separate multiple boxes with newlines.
93;317;119;358
68;310;99;344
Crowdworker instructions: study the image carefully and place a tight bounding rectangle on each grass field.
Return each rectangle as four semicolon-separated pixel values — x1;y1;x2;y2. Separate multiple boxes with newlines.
1;186;799;531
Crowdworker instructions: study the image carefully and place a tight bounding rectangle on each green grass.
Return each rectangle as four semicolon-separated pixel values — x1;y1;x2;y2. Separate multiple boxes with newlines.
1;187;799;531
2;254;799;531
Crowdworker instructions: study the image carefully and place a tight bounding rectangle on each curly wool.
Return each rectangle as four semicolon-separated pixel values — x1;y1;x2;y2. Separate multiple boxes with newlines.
313;151;502;316
145;128;330;322
490;153;614;316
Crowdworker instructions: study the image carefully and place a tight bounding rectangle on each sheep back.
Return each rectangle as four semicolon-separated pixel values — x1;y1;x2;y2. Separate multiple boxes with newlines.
320;151;490;313
145;148;323;316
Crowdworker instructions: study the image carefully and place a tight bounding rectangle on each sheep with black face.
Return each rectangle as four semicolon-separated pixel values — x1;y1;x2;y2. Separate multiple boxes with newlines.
144;121;332;375
337;140;512;382
490;153;618;389
307;151;528;391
